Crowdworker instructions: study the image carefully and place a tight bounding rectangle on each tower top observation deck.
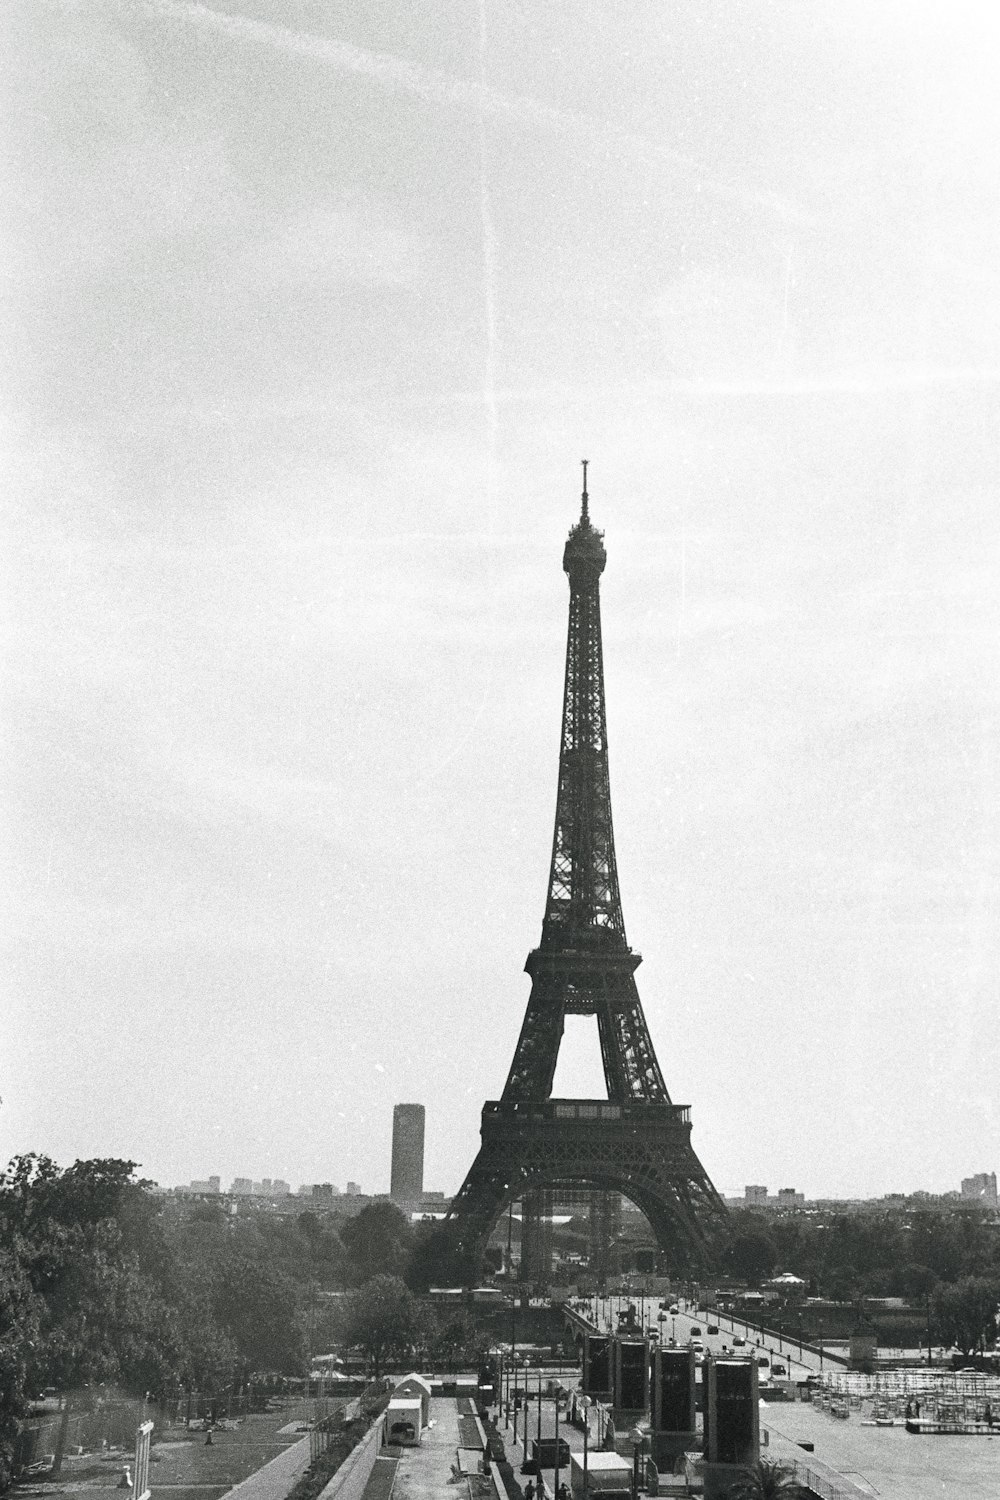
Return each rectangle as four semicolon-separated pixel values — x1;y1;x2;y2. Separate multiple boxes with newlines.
563;459;606;580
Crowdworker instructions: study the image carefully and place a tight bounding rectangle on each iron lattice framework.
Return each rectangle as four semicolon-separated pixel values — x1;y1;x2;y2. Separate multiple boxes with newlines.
448;468;725;1271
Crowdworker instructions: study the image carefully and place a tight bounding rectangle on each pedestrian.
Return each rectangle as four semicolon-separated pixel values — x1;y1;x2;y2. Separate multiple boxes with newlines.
524;1482;535;1500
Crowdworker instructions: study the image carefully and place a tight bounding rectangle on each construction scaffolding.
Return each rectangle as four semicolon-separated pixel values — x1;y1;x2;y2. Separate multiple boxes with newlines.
810;1368;999;1434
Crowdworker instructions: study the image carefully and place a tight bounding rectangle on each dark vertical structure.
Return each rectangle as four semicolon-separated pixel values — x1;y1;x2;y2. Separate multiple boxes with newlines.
703;1358;759;1468
448;468;724;1268
588;1189;622;1286
390;1103;425;1202
519;1186;554;1284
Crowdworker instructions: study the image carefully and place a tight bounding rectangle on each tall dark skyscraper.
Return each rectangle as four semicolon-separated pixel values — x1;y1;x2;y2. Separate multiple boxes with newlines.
390;1103;425;1202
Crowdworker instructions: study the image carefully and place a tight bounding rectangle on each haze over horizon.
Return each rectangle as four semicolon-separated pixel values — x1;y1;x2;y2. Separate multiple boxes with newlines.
4;1;998;1208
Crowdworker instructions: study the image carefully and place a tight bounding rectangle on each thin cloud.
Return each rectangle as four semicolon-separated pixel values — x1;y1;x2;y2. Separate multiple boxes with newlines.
429;365;1000;407
136;0;811;226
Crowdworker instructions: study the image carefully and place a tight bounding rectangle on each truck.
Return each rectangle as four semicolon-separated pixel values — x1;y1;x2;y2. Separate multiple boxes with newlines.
569;1452;632;1497
384;1397;423;1447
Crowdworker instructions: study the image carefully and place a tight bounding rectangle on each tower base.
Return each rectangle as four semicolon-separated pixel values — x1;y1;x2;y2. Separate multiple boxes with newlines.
448;1097;724;1271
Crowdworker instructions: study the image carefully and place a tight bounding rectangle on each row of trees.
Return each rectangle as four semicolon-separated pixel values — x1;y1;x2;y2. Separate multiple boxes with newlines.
4;1155;997;1487
714;1207;1000;1355
717;1206;1000;1301
0;1157;476;1491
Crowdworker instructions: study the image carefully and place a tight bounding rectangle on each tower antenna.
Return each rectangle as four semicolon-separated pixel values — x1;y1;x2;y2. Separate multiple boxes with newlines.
581;459;589;523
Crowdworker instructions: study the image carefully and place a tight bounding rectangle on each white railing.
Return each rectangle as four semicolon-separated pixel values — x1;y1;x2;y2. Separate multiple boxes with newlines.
133;1421;153;1500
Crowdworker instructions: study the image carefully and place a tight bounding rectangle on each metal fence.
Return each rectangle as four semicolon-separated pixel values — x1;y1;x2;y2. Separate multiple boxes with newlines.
309;1406;347;1463
793;1465;868;1500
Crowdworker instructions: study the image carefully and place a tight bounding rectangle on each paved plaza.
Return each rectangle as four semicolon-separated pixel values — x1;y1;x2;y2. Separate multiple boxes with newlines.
764;1401;1000;1500
388;1399;487;1500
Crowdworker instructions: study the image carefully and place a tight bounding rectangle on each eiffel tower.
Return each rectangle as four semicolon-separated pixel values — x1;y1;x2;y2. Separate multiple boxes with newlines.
448;466;725;1272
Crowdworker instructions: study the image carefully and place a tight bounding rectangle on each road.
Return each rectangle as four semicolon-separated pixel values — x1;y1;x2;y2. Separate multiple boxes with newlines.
577;1294;837;1383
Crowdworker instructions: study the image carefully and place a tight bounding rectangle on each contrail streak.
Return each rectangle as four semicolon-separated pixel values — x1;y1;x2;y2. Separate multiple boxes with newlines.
478;0;500;500
426;364;1000;408
133;0;811;226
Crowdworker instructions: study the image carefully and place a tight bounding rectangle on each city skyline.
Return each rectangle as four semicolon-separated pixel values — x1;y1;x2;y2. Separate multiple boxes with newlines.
148;1149;998;1209
4;2;999;1204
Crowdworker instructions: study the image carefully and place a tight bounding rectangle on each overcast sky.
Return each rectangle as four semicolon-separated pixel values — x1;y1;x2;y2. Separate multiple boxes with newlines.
3;0;999;1205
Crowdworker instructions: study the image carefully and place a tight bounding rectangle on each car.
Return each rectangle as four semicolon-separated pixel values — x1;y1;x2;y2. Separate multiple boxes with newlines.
733;1336;746;1347
707;1325;719;1335
690;1325;701;1335
757;1357;770;1367
669;1304;679;1314
772;1362;787;1375
691;1340;704;1352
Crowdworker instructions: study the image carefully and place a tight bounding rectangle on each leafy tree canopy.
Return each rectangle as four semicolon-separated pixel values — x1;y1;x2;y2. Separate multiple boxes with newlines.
340;1202;413;1282
406;1222;477;1292
931;1276;1000;1356
338;1274;419;1378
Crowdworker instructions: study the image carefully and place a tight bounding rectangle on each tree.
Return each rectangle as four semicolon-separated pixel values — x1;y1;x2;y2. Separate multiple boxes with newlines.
0;1155;202;1487
431;1312;475;1368
896;1262;939;1300
0;1156;182;1395
721;1215;778;1283
340;1203;413;1282
339;1275;418;1378
212;1251;305;1373
726;1458;807;1498
931;1276;1000;1357
406;1222;477;1292
0;1247;42;1492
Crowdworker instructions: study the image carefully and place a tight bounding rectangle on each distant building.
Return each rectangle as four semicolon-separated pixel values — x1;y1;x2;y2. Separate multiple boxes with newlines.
251;1178;293;1197
776;1188;805;1207
231;1177;253;1195
765;1272;806;1301
961;1172;997;1205
185;1175;220;1194
745;1185;768;1204
346;1181;362;1196
311;1183;335;1202
390;1104;425;1203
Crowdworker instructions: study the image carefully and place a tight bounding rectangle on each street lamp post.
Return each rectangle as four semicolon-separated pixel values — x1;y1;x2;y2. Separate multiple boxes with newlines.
629;1426;645;1500
509;1270;517;1428
554;1388;561;1499
582;1396;590;1500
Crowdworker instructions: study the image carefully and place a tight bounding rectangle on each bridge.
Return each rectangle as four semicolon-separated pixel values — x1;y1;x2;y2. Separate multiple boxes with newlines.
560;1294;850;1377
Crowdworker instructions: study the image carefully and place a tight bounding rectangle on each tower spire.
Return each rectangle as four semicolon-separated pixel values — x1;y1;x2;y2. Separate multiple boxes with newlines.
581;458;589;524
